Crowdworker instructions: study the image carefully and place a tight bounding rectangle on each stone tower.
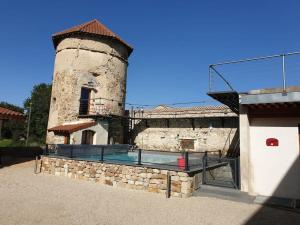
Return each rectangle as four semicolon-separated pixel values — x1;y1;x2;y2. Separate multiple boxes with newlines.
47;19;133;145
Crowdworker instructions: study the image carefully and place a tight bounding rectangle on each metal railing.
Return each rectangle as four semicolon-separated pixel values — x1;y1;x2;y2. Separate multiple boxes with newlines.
208;51;300;93
202;153;240;189
79;97;124;116
44;144;241;189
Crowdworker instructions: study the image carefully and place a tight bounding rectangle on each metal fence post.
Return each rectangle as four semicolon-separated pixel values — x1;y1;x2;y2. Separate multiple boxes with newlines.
166;171;171;198
208;66;212;92
282;54;286;92
70;145;73;158
137;149;142;165
100;147;104;162
237;157;241;189
218;150;222;163
184;151;189;171
202;152;207;184
44;144;48;155
34;156;38;174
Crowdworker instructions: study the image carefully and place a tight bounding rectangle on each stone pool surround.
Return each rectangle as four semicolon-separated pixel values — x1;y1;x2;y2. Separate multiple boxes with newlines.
41;156;202;198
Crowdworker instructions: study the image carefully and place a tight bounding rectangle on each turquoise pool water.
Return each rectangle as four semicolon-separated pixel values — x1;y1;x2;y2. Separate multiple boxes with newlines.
77;152;179;164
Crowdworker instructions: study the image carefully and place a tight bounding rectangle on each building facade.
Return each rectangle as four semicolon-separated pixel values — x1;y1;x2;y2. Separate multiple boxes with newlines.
131;105;239;155
47;19;133;145
239;87;300;201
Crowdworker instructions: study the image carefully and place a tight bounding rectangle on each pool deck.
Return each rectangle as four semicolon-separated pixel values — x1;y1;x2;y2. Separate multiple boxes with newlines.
0;160;299;225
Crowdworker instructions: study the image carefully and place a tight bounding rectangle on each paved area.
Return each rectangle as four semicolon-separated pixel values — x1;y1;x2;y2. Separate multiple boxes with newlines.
0;160;299;225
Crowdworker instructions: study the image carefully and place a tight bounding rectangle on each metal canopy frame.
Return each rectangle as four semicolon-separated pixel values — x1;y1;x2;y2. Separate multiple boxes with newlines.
207;51;300;113
208;51;300;93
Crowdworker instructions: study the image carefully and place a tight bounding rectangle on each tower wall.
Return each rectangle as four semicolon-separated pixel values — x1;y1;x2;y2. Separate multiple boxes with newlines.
47;35;130;144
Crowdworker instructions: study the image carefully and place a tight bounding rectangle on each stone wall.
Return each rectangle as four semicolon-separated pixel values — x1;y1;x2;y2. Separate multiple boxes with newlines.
132;117;239;154
41;156;201;198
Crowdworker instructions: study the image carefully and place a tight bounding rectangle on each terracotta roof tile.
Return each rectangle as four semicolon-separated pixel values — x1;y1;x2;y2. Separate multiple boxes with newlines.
52;19;133;54
0;107;24;120
48;122;96;134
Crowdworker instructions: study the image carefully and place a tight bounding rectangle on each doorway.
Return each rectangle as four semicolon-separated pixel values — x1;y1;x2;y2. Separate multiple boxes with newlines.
81;130;95;145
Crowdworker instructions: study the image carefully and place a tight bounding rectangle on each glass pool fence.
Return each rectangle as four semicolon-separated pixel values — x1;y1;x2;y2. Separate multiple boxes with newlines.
45;144;223;172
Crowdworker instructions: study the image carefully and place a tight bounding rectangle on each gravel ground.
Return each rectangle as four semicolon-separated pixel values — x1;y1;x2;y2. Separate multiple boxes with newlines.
0;160;299;225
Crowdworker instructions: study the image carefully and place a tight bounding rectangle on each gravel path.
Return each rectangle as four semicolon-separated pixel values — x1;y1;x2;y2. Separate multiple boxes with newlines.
0;160;299;225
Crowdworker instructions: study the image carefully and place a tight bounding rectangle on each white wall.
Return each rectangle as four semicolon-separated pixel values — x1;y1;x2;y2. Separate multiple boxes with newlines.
249;117;300;199
71;121;109;145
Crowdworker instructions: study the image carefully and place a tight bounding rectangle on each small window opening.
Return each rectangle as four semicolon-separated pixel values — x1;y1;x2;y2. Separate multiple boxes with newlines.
180;139;195;150
79;87;91;115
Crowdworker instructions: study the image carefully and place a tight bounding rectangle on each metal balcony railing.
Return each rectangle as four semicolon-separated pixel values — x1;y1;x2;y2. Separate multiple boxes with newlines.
79;97;124;116
208;51;300;94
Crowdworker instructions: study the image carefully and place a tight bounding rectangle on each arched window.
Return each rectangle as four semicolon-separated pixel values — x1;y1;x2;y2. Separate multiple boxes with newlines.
81;130;95;145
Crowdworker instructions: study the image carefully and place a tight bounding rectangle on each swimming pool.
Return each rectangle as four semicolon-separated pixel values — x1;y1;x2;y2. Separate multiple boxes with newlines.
77;151;179;165
47;144;208;171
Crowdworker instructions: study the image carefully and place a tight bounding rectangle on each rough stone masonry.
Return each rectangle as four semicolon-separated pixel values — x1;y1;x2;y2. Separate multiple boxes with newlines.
47;20;133;145
41;156;202;198
131;105;239;155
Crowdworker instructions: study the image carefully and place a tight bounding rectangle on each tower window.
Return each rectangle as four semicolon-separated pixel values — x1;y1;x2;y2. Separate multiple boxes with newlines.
79;87;91;115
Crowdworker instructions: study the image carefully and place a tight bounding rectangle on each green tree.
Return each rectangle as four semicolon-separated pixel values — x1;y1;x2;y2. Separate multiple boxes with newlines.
24;83;52;144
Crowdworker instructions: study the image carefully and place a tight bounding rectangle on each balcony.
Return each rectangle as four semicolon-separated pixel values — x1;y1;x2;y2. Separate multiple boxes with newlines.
79;97;124;117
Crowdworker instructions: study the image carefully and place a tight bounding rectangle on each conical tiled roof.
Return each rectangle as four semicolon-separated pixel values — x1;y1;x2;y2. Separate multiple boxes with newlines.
52;19;133;54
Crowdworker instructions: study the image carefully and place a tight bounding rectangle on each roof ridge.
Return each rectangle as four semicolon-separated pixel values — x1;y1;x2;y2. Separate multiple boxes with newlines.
79;19;97;31
145;105;229;112
95;19;114;34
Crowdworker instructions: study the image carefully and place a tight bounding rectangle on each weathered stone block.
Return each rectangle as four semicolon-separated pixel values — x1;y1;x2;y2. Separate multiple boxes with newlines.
146;173;153;178
171;176;179;181
150;179;162;184
139;173;147;178
128;180;135;185
105;180;113;186
148;187;159;193
153;169;160;174
151;174;166;179
178;172;188;177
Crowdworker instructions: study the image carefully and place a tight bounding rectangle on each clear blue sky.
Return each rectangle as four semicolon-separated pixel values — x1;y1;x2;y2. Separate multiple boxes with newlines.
1;0;300;107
